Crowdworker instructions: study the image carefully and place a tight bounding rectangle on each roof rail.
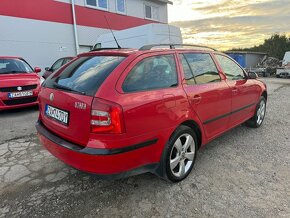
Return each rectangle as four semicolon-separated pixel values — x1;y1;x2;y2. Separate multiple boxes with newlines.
90;47;124;52
139;44;217;51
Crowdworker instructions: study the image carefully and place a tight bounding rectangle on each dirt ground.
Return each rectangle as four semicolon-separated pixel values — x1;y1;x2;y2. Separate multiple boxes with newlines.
0;78;290;218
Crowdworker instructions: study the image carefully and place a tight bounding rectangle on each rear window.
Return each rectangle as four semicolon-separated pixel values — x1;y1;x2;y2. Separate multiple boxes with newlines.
43;56;125;96
0;59;33;74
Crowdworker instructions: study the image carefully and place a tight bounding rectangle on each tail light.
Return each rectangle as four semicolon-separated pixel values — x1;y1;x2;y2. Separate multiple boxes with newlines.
91;98;125;134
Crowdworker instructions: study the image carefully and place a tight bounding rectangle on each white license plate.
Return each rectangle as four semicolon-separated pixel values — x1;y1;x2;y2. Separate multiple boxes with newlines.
8;91;33;98
45;105;69;125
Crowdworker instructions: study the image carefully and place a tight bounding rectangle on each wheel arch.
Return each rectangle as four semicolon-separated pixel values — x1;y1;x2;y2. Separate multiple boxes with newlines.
261;91;267;101
179;120;203;149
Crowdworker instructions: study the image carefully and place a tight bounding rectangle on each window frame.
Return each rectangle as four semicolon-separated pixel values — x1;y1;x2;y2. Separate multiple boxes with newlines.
144;4;159;21
121;53;179;93
179;52;222;85
85;0;109;11
116;0;126;14
214;53;247;81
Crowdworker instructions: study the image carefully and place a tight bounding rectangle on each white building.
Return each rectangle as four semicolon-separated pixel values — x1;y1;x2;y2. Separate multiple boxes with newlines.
0;0;172;70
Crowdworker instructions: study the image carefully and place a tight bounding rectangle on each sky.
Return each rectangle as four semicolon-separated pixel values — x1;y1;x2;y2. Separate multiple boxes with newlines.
168;0;290;50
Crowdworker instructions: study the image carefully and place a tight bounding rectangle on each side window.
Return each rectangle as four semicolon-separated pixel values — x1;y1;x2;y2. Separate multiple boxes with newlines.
122;55;178;92
51;59;64;72
183;53;221;84
63;58;72;65
215;55;246;80
180;55;195;85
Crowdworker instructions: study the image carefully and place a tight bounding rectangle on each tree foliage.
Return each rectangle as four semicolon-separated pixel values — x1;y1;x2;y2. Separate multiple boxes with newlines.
231;34;290;60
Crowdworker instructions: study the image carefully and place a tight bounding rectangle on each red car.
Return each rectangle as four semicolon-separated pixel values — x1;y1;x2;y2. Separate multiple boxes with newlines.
0;57;42;110
36;45;267;182
43;57;74;79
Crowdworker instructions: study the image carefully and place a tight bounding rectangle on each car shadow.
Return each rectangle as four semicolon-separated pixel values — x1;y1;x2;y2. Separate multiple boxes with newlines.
0;105;39;117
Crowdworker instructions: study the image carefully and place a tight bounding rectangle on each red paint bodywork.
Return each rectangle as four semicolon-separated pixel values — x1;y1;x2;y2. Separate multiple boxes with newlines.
37;49;267;176
0;57;41;110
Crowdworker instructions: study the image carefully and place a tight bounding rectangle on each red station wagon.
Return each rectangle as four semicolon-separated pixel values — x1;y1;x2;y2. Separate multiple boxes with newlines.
36;44;267;182
0;57;41;110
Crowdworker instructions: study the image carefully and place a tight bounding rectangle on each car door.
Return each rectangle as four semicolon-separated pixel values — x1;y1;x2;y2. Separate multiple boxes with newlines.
179;52;232;140
214;54;258;127
116;53;184;138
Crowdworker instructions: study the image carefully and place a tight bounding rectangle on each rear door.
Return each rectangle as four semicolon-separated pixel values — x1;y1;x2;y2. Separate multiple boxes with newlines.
116;53;182;137
214;54;258;127
40;55;125;146
179;52;232;139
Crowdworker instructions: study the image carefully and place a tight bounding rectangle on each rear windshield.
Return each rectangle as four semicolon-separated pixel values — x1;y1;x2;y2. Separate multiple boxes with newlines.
0;59;33;74
43;56;125;96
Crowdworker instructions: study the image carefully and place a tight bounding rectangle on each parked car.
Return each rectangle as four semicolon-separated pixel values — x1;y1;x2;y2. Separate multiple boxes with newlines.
0;56;42;110
36;45;267;182
43;57;74;79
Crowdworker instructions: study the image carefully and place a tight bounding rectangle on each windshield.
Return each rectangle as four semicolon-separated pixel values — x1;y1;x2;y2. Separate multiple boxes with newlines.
43;56;125;96
0;59;33;74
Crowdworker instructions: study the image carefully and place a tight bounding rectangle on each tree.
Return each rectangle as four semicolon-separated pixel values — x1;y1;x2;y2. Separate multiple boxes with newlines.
230;34;290;60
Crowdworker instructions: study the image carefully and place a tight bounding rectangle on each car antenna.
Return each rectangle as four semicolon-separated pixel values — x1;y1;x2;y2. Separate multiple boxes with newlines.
104;16;121;49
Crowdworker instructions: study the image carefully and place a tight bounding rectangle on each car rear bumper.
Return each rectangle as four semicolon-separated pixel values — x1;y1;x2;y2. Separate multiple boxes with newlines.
36;121;161;178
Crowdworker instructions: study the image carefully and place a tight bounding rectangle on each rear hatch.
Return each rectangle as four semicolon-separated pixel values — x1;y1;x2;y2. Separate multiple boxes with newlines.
39;55;125;146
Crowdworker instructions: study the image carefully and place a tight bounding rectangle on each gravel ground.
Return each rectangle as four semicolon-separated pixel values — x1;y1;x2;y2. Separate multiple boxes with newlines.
0;78;290;218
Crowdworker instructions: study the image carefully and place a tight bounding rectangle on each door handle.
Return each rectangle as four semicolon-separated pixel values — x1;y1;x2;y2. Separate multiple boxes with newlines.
232;87;238;95
192;95;202;104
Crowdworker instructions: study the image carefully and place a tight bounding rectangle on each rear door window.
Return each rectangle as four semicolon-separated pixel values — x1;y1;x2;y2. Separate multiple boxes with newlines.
44;56;125;96
182;53;221;84
122;54;178;92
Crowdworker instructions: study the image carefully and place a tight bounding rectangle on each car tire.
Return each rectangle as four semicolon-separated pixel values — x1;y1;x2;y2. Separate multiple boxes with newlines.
245;96;267;128
276;75;280;78
163;125;198;182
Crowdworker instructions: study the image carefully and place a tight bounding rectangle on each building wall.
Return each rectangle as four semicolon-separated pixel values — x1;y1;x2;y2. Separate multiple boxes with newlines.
0;0;168;71
245;54;265;68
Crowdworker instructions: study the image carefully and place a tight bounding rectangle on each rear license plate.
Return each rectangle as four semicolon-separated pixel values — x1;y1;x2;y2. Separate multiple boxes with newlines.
45;105;69;125
8;91;33;98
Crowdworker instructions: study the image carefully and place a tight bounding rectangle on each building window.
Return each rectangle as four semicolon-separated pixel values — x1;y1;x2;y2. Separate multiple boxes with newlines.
86;0;108;10
144;4;159;20
116;0;126;13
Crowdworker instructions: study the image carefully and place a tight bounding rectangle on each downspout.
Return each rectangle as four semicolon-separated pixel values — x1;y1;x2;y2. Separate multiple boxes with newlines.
71;0;79;55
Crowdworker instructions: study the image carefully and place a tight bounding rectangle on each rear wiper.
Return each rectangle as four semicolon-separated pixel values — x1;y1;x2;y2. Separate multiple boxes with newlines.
53;83;86;95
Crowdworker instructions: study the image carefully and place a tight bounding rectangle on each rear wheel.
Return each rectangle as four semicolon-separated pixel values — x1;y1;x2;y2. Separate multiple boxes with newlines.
245;96;266;128
164;125;198;182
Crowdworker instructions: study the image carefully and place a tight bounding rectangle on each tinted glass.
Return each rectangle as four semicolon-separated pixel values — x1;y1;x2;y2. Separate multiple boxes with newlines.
44;56;125;96
215;54;245;80
51;59;64;72
123;55;178;92
0;59;33;74
63;58;73;65
183;53;220;84
86;0;96;6
145;5;152;18
180;55;195;85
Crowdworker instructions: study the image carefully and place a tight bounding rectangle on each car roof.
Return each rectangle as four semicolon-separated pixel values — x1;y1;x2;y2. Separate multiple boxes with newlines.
0;56;22;59
79;47;216;58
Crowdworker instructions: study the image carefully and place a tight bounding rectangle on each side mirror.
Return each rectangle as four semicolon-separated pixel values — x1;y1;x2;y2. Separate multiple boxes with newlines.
248;72;258;79
45;67;51;71
34;67;41;73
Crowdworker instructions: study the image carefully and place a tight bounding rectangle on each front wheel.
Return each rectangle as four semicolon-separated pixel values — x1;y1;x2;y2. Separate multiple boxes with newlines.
245;96;267;128
164;125;198;182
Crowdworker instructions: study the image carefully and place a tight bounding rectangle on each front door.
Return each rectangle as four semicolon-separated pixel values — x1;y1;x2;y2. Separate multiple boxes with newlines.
179;52;232;140
215;54;257;127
